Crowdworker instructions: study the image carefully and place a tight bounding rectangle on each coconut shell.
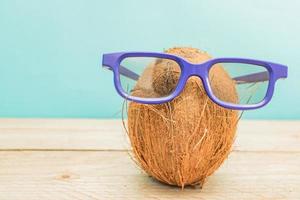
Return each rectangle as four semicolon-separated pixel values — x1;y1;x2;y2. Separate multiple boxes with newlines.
127;47;239;188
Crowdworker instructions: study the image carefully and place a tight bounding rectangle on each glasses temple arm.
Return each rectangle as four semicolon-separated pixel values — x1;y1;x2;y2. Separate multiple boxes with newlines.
104;65;140;81
233;71;270;84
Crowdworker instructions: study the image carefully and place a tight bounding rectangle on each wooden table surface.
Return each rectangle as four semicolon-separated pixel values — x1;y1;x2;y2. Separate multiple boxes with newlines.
0;119;299;200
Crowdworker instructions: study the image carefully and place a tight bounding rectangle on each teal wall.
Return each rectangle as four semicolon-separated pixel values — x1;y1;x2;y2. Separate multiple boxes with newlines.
0;0;299;119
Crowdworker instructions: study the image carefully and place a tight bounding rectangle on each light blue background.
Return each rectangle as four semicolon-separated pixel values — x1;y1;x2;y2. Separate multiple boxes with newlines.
0;0;299;119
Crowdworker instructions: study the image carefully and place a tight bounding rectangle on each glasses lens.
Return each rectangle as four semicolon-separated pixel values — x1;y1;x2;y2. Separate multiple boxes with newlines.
119;57;181;98
209;63;269;105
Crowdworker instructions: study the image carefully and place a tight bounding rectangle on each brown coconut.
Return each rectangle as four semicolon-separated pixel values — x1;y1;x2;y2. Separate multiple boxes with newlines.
126;47;239;188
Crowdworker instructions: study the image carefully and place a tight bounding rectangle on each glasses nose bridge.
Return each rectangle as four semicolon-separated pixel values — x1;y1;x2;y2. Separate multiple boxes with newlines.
187;63;207;78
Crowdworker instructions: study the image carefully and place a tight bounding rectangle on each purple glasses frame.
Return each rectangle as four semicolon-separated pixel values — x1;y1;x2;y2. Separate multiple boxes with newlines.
102;52;288;110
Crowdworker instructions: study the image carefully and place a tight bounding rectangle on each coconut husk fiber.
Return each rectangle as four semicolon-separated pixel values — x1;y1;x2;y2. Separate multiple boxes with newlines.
126;47;240;188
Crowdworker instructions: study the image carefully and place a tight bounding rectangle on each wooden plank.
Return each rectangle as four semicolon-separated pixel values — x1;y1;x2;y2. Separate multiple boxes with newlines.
0;151;299;200
234;120;300;152
0;119;129;150
0;119;299;152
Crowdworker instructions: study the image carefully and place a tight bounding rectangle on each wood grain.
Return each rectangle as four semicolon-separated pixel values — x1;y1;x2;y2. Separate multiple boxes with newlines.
0;119;128;150
0;119;299;199
0;119;299;152
0;151;299;200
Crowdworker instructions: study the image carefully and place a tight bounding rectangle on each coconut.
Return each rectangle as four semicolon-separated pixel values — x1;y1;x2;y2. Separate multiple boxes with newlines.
126;47;239;188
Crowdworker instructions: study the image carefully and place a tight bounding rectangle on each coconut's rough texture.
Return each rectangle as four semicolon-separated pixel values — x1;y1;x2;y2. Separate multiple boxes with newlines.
127;47;239;188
